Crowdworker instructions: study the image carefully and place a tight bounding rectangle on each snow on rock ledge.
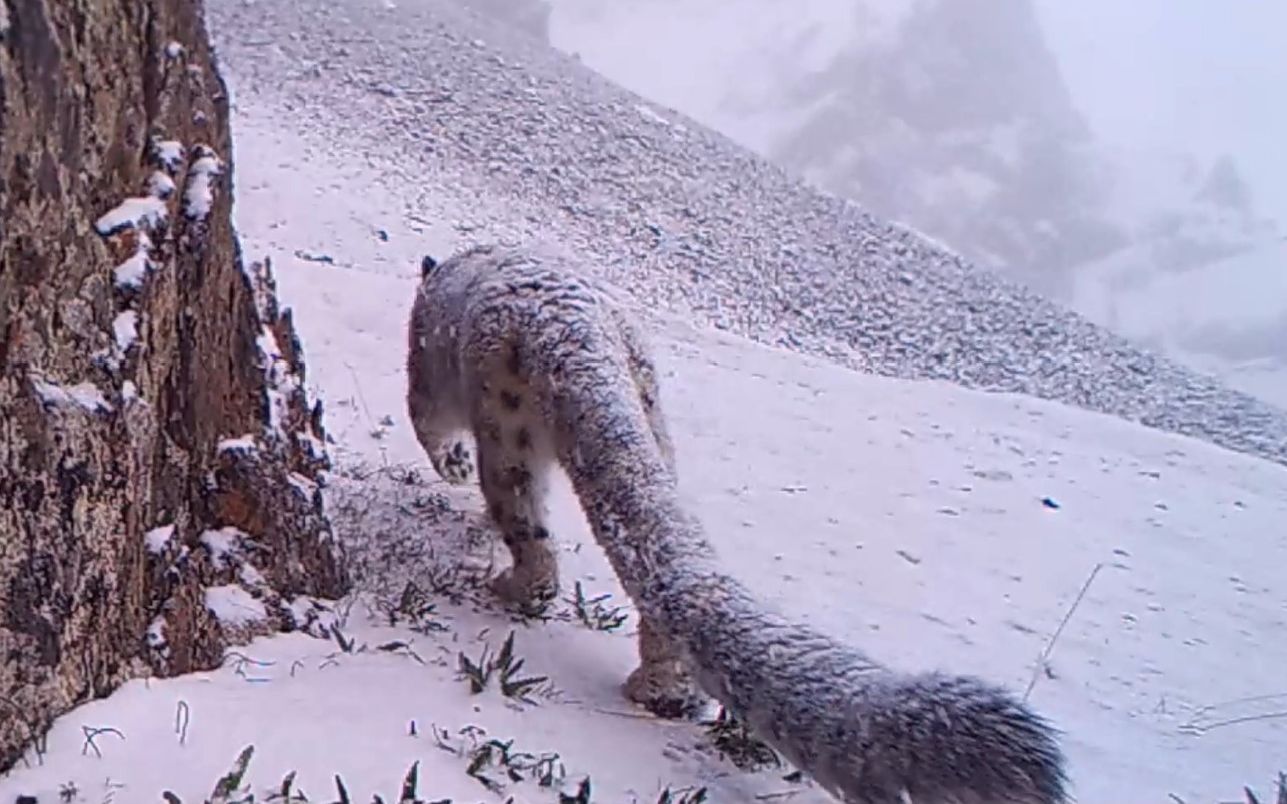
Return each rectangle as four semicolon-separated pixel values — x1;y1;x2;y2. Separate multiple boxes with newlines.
30;376;113;414
183;144;224;221
144;524;176;554
151;136;186;174
94;196;167;236
204;584;268;627
113;231;154;289
0;0;346;773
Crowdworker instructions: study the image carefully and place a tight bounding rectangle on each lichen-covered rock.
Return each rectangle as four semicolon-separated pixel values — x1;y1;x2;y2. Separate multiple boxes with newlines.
0;0;348;770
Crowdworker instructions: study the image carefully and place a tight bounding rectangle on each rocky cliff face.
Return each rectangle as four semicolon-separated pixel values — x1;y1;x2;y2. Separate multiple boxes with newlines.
771;0;1125;298
0;0;347;770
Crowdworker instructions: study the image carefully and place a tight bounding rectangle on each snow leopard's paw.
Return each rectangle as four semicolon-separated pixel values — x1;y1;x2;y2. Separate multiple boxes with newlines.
432;440;475;485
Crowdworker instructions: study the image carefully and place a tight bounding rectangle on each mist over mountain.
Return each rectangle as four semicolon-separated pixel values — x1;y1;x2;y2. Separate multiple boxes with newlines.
762;0;1121;300
460;0;1285;408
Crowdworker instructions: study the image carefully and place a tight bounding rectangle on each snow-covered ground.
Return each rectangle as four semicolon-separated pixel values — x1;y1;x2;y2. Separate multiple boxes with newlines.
5;100;1287;804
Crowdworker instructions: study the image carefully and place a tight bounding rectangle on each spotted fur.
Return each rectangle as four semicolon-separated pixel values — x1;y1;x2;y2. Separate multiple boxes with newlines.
406;244;1069;804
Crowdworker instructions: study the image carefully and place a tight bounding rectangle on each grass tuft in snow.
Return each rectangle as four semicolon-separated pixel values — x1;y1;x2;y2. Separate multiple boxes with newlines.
567;581;629;633
456;631;548;704
1171;773;1287;804
310;622;427;667
0;694;49;768
78;725;125;759
701;706;782;772
427;723;576;798
160;744;457;804
655;785;710;804
374;580;449;634
1251;772;1287;804
558;775;592;804
1023;561;1104;702
171;743;252;804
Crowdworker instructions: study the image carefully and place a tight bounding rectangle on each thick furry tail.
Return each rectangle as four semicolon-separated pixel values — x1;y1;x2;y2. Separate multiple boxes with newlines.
651;572;1069;804
545;354;1069;804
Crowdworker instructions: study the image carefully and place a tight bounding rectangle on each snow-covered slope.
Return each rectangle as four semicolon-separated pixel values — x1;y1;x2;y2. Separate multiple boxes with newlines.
6;1;1287;801
204;0;1287;471
546;0;1105;296
6;88;1287;804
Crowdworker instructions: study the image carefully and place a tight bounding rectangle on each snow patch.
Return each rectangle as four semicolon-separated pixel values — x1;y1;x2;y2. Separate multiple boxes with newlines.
184;146;224;220
256;326;303;438
145;616;169;657
257;327;283;362
296;429;327;461
144;524;176;554
287;471;318;499
151;138;185;173
121;380;139;401
203;584;267;626
200;526;250;569
113;232;153;289
285;596;337;634
633;102;688;135
31;377;113;413
239;563;267;588
113;310;139;351
217;434;259;454
148;170;177;199
94;196;167;236
258;328;287;435
164;40;185;59
635;103;670;127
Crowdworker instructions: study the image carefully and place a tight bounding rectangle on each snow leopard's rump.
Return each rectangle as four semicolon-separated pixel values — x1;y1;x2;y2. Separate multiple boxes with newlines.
410;245;1069;804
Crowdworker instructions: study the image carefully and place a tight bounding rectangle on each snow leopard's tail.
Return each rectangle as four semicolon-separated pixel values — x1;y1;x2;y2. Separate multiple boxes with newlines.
541;348;1069;804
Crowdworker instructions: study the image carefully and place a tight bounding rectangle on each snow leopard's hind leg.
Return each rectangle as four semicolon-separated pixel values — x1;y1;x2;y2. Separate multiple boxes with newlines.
621;332;707;718
406;330;474;486
470;366;561;607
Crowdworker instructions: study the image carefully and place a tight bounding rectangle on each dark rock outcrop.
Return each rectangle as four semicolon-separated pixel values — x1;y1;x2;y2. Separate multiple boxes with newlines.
0;0;347;770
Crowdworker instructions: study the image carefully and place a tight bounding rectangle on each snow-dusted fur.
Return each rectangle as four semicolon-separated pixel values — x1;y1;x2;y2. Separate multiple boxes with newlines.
406;244;1069;804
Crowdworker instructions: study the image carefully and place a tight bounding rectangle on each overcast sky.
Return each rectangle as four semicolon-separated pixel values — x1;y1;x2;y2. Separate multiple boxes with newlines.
1034;0;1287;225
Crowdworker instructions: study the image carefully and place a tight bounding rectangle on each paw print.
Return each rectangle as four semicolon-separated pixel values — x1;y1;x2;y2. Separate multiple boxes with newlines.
433;441;475;485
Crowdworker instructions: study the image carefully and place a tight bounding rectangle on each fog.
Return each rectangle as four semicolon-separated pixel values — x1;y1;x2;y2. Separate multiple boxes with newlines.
473;0;1287;409
1038;1;1287;225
